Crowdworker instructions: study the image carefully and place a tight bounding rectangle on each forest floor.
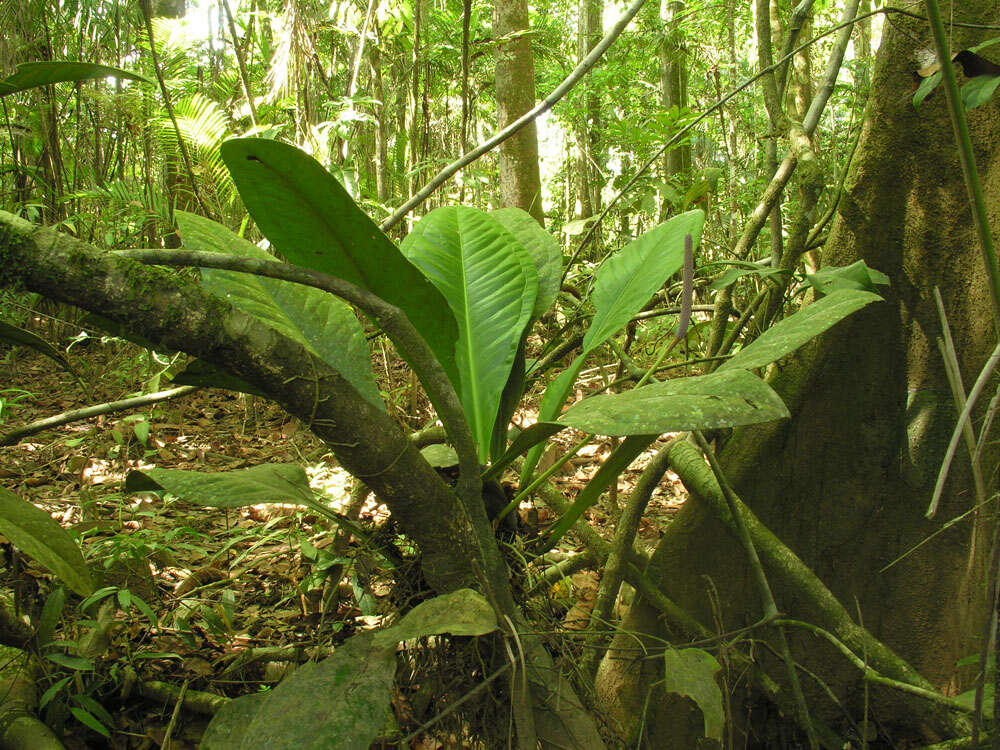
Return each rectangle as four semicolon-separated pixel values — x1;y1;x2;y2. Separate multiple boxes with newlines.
0;332;686;748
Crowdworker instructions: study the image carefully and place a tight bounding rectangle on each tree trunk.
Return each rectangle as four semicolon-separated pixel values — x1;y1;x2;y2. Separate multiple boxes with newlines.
576;0;602;223
660;0;689;182
493;0;544;225
597;2;1000;746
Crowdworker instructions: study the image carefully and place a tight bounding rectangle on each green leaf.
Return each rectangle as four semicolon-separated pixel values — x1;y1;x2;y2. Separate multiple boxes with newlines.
37;588;66;649
962;74;1000;110
47;653;94;670
559;369;790;436
0;61;150;96
0;320;81;382
490;340;527;461
377;589;498;646
202;592;495;749
125;464;314;509
710;264;787;291
913;70;942;109
722;289;882;372
199;692;268;749
663;648;724;741
490;207;562;320
80;313;165;352
70;707;110;738
170;359;267;397
537;435;655;553
402;207;537;460
956;683;994;710
177;211;383;410
420;443;458;469
584;210;704;351
211;631;396;750
220;138;459;385
804;260;890;296
0;488;93;597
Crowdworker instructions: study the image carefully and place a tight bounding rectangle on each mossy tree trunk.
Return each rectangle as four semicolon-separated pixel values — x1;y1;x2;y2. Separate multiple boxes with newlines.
597;2;1000;745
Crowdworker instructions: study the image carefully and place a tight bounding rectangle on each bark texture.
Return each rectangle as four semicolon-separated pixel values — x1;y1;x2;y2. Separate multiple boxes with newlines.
494;0;545;224
597;2;1000;746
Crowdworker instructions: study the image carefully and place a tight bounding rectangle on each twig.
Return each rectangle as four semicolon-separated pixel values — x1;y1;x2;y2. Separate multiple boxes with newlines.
0;385;199;446
160;678;189;749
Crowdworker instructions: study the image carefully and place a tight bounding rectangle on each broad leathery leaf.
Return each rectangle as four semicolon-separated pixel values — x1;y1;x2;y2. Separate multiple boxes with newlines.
584;209;704;352
721;289;882;373
177;212;383;410
125;464;314;508
0;320;81;381
375;589;498;646
170;359;267;397
560;369;789;436
710;263;787;291
0;488;93;598
490;340;526;462
199;692;268;749
663;648;724;741
0;61;151;96
238;631;395;750
220;139;459;385
804;260;889;296
536;435;655;554
490;207;562;320
962;74;1000;110
913;71;941;109
486;209;560;459
402;207;537;460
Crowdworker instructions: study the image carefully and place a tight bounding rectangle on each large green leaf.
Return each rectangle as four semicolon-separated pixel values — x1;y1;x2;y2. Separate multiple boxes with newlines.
0;62;150;97
721;289;882;373
402;207;537;459
486;209;560;459
176;211;383;410
200;591;496;749
220;138;459;384
521;212;704;483
663;648;724;742
490;207;562;320
0;488;93;598
216;631;396;750
559;369;789;436
803;261;889;296
200;693;268;749
584;209;704;351
375;588;498;645
126;464;314;508
0;320;81;382
170;359;267;397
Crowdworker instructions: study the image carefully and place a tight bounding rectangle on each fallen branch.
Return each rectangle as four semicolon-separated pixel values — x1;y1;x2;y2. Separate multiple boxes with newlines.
0;385;199;447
